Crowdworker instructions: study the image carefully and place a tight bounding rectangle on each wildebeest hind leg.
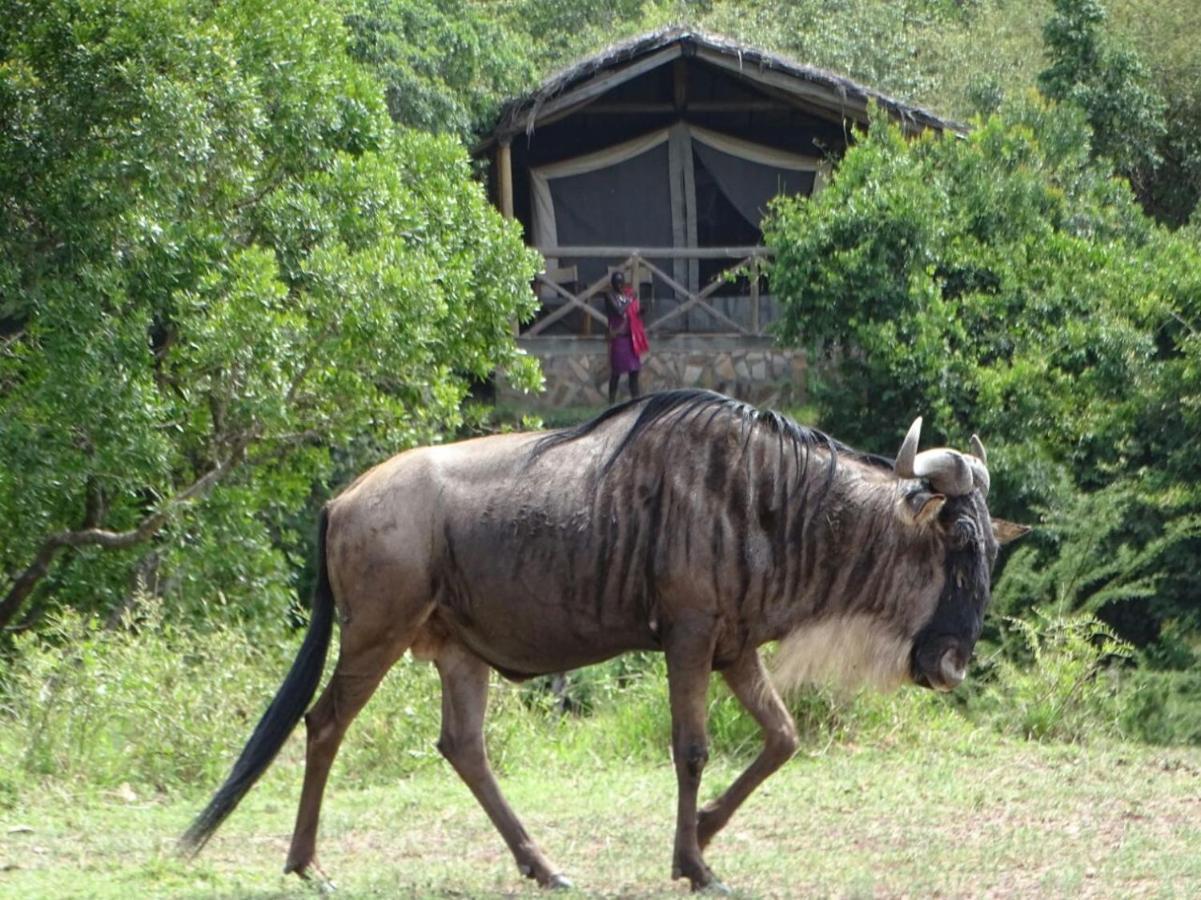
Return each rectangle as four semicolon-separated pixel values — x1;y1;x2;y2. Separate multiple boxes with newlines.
435;639;570;889
284;632;411;878
696;650;799;850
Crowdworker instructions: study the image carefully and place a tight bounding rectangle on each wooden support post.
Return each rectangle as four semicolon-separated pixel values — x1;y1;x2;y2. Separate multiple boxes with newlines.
497;140;514;220
673;58;687;112
497;140;517;335
750;258;761;335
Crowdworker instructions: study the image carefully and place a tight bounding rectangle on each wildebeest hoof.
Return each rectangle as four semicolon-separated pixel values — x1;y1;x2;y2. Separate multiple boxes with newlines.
544;873;573;890
289;859;336;894
695;879;731;895
675;856;721;893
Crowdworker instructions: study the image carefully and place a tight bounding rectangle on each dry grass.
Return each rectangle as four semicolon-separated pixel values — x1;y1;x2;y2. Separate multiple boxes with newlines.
2;737;1200;898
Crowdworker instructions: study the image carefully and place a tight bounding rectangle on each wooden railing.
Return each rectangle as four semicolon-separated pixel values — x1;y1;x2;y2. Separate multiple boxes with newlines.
527;246;773;338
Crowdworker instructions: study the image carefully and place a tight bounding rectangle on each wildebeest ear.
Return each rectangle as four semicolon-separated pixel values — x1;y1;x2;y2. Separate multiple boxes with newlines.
992;519;1031;545
902;491;946;527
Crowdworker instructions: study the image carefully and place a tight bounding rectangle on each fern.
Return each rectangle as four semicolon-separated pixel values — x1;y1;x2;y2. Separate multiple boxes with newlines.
994;478;1200;618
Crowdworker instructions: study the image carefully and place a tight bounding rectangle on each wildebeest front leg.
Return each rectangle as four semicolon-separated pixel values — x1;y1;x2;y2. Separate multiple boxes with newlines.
665;619;720;891
434;640;569;889
696;649;799;850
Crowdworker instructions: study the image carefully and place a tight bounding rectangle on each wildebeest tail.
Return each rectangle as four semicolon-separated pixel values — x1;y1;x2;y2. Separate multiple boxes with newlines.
179;507;336;856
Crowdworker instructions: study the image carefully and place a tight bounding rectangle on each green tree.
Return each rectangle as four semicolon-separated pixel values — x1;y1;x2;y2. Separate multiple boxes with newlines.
492;0;664;72
1038;0;1166;192
765;99;1201;652
698;0;968;105
1109;0;1201;227
344;0;536;141
0;0;541;631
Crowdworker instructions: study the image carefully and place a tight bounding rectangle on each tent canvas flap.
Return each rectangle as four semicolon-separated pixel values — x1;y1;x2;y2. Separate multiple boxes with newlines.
530;123;826;286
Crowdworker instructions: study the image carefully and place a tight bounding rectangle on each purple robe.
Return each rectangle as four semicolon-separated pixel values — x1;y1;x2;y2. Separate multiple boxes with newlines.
606;292;641;375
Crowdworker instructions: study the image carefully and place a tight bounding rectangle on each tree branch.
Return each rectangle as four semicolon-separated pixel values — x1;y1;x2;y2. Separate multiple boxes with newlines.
1169;309;1198;338
0;438;251;630
285;322;337;405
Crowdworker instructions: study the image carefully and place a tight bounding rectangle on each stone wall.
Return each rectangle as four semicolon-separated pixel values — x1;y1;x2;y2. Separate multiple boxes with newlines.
500;335;808;410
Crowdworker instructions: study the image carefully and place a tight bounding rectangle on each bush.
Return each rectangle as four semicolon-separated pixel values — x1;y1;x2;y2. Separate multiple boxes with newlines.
546;650;976;764
765;97;1201;658
0;596;547;796
11;597;1191;808
0;597;981;802
0;598;298;793
971;612;1133;742
1118;668;1201;745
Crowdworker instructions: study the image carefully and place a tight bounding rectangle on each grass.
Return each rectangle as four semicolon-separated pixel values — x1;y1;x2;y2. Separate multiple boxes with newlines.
2;603;1196;896
3;736;1200;898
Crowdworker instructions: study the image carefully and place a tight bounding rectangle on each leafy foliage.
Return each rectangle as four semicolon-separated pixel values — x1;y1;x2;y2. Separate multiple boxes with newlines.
7;593;1187;808
0;0;541;629
994;482;1199;622
1119;668;1201;744
0;598;302;789
0;594;549;791
697;0;973;107
492;0;668;73
0;593;972;799
1038;0;1166;191
344;0;536;141
765;99;1201;654
975;612;1133;742
768;100;1151;457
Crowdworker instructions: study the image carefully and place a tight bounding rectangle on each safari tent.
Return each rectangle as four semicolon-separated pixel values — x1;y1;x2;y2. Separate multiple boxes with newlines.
474;28;958;403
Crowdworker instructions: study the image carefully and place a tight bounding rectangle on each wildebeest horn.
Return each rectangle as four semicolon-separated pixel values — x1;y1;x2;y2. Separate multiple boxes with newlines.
895;418;987;497
969;434;987;464
895;417;923;478
913;449;974;496
967;434;990;496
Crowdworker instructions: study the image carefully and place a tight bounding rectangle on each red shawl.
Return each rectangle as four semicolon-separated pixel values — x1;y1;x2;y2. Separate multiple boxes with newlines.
627;295;649;358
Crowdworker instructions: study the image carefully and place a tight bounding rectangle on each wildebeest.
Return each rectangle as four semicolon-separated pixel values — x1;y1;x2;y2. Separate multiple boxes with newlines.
181;389;1027;890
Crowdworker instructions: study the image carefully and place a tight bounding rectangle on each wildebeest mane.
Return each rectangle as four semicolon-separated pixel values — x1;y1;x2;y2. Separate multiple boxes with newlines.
530;389;892;487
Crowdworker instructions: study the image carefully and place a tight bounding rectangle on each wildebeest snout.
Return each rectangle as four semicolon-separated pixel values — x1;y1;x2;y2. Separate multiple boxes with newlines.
912;636;971;692
937;647;967;690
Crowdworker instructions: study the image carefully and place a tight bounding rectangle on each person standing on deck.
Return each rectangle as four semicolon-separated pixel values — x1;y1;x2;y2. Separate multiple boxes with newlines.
604;270;648;404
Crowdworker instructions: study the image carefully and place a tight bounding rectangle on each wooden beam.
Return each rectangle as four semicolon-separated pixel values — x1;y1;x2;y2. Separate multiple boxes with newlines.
696;48;869;126
576;102;675;114
537;245;769;259
526;272;610;336
736;80;853;129
673;57;687;112
578;100;795;115
497;140;514;219
695;48;947;136
638;256;751;335
500;45;684;139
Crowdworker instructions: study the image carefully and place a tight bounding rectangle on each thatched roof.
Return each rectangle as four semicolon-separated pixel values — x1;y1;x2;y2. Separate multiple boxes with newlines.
477;27;963;151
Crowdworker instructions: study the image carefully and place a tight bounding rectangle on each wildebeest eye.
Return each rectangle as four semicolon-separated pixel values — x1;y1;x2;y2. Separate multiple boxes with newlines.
949;519;976;550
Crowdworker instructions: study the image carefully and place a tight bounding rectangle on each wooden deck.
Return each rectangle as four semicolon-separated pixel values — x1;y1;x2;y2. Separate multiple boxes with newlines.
528;246;775;338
